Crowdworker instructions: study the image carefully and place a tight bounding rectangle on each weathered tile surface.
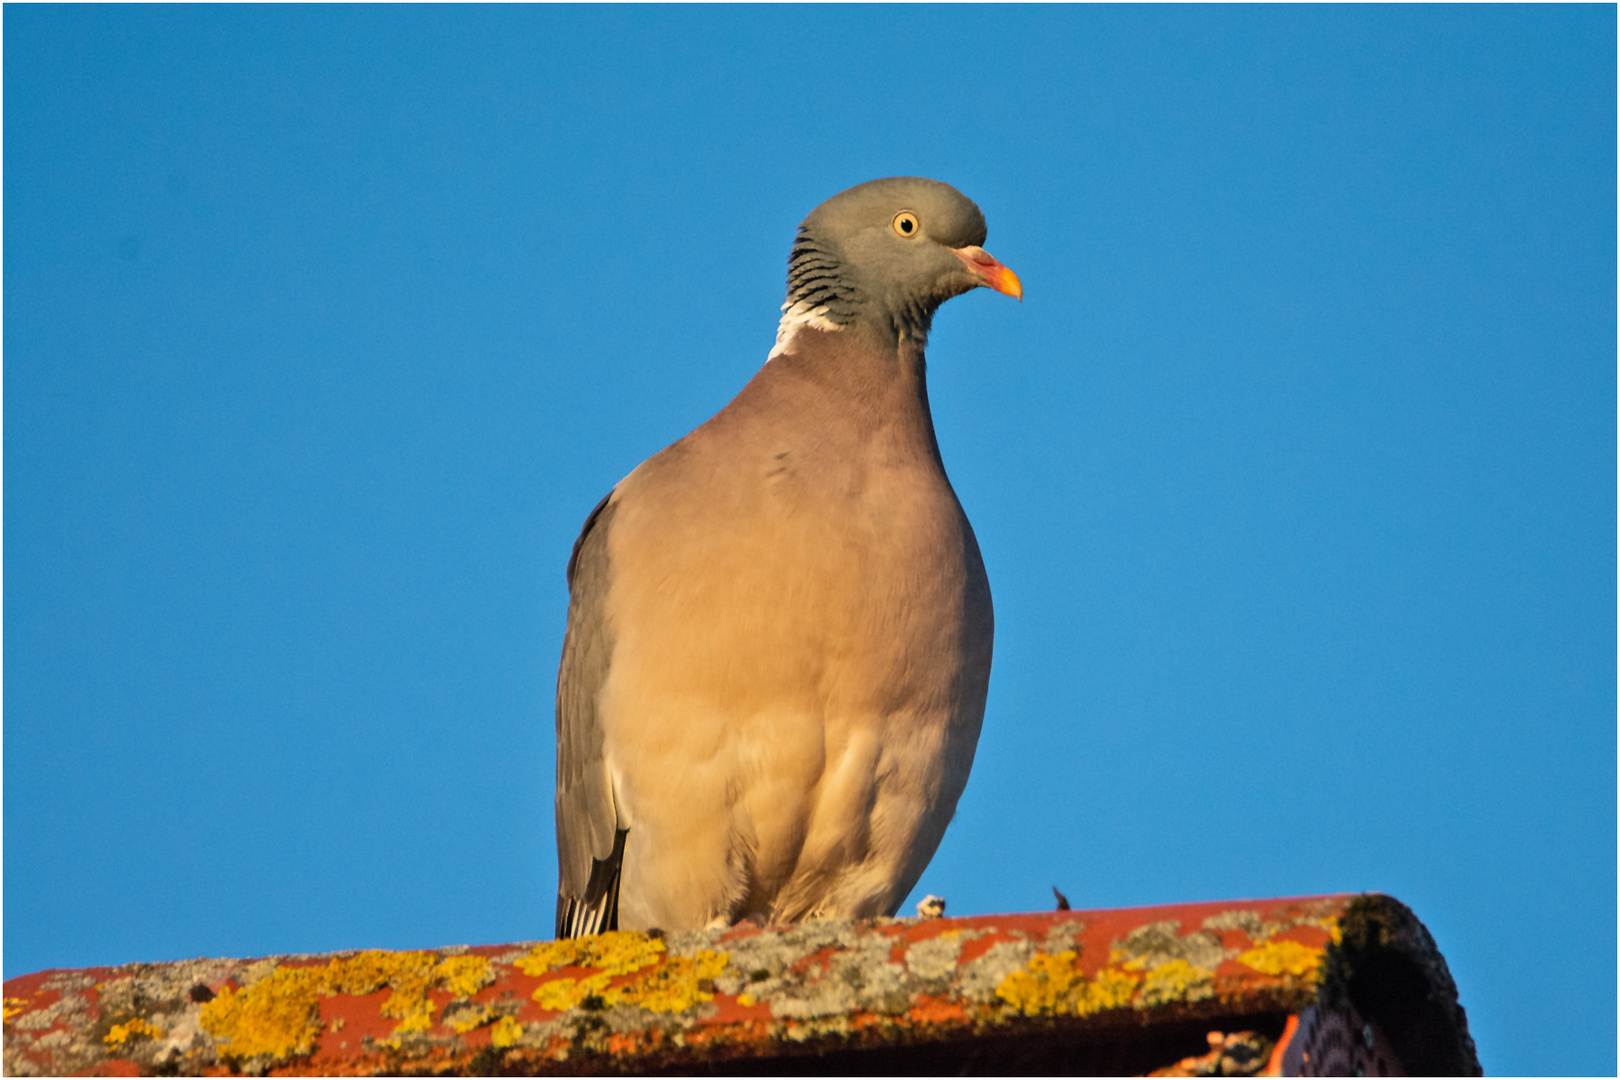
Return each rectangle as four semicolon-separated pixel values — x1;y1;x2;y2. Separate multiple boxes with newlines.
2;892;1478;1076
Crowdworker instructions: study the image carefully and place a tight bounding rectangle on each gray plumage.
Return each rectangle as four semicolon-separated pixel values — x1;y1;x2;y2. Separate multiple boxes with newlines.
555;177;1020;938
554;492;623;938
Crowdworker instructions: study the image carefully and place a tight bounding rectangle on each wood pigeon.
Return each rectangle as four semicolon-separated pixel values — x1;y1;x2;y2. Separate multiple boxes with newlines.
555;177;1021;938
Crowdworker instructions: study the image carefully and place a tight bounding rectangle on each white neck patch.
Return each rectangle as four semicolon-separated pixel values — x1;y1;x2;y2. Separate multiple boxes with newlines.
768;297;845;360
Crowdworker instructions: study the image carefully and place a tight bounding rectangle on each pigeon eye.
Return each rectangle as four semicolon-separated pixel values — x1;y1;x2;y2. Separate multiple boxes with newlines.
892;212;920;238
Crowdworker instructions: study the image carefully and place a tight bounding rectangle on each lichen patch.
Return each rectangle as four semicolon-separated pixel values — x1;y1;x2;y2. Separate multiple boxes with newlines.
516;930;665;979
104;1018;166;1046
1237;938;1324;980
1137;958;1216;1007
994;951;1142;1017
197;948;499;1063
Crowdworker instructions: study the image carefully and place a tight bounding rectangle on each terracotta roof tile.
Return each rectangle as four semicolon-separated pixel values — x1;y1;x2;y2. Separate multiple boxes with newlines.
1;892;1479;1076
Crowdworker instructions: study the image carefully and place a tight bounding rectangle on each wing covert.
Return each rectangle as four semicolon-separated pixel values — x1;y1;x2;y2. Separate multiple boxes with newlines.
554;490;627;938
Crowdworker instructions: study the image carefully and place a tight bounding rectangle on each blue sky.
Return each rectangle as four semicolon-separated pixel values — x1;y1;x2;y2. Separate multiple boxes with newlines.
4;6;1613;1074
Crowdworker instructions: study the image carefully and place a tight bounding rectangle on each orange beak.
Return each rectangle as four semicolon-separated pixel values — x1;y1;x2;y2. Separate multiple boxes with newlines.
952;245;1023;301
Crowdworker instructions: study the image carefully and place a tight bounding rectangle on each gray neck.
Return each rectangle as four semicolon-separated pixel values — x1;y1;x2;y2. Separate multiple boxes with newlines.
784;228;862;327
772;227;936;358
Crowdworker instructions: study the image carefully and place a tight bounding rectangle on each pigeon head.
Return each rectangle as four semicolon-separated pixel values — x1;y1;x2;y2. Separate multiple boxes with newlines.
778;177;1021;352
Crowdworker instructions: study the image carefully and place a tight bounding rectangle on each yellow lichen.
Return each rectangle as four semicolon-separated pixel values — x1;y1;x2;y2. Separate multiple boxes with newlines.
447;1003;493;1033
517;930;666;978
200;948;500;1060
514;940;579;976
1238;938;1324;979
997;950;1084;1014
1137;959;1215;1006
1086;966;1142;1011
533;972;612;1011
520;930;729;1016
199;968;325;1059
489;1014;523;1048
736;992;757;1008
105;1018;166;1045
995;951;1143;1017
3;998;27;1024
614;949;729;1013
326;950;422;995
435;955;495;997
386;997;437;1034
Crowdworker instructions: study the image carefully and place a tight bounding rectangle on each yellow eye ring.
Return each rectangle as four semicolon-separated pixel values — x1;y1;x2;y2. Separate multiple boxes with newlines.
892;211;920;238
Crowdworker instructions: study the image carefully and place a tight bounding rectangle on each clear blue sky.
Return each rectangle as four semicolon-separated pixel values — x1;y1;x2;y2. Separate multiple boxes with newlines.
4;6;1613;1074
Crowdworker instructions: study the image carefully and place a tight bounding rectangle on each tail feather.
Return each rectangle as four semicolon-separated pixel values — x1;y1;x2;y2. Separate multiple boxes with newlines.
555;829;627;939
